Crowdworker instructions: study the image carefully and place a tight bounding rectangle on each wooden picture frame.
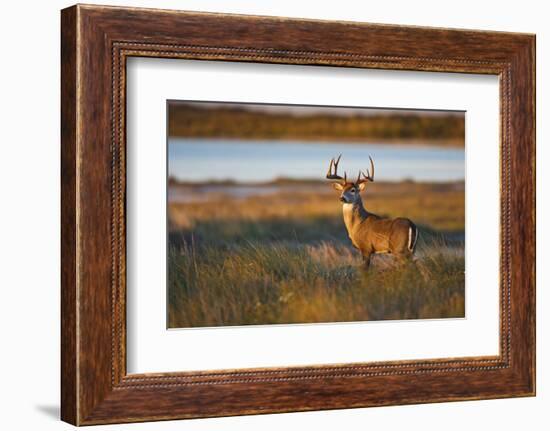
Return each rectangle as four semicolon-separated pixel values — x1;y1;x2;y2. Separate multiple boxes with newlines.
61;4;535;425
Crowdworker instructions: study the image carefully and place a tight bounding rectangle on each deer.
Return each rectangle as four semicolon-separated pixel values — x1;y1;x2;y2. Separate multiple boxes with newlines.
326;155;418;269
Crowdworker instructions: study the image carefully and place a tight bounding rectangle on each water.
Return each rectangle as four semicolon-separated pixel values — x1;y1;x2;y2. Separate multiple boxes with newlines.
168;139;464;183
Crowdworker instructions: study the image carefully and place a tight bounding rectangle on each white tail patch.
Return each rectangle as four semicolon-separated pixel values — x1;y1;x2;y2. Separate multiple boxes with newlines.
408;226;418;252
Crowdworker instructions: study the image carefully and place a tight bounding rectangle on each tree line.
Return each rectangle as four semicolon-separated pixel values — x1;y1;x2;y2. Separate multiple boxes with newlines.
168;104;464;145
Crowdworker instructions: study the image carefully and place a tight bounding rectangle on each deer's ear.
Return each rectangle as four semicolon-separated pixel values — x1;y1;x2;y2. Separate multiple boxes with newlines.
358;182;367;191
332;183;344;191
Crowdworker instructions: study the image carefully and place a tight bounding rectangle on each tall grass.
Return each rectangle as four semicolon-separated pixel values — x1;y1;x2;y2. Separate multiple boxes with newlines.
168;239;464;328
167;181;465;328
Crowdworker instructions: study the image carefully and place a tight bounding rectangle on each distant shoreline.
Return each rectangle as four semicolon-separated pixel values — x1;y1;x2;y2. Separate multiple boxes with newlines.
168;136;464;148
168;178;465;208
168;177;466;188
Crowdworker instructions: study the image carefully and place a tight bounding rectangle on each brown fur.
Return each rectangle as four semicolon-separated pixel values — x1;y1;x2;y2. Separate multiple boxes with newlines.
335;183;417;269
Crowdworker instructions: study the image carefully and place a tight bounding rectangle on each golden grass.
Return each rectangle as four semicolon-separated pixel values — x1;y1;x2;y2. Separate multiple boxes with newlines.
167;181;465;328
169;181;464;232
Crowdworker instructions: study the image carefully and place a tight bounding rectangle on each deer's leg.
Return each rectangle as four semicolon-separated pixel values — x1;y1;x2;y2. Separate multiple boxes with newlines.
394;250;416;269
362;252;372;270
395;253;408;265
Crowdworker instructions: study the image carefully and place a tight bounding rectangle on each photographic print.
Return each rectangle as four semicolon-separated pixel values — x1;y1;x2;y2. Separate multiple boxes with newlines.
167;101;465;328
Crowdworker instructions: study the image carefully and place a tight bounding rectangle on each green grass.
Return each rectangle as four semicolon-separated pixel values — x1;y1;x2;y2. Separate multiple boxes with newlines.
167;181;465;328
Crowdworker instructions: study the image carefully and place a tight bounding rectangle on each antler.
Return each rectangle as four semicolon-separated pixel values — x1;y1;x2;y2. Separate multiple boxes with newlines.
356;156;375;185
326;154;347;184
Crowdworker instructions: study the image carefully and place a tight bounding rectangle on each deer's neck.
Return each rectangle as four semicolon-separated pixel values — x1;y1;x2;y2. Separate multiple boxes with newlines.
342;199;370;236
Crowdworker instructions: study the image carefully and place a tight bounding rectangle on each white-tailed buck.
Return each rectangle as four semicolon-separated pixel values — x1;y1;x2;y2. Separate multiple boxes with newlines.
326;155;418;269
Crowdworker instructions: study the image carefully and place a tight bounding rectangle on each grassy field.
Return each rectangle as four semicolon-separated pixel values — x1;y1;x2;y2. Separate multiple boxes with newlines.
167;181;465;328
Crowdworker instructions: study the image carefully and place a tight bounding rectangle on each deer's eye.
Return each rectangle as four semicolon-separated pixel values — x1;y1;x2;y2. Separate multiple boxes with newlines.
350;188;356;193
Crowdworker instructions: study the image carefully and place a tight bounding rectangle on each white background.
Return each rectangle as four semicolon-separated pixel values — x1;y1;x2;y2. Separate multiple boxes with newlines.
0;0;547;430
127;59;500;373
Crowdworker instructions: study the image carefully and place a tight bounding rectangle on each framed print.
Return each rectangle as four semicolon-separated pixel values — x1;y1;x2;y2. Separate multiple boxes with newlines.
61;4;535;425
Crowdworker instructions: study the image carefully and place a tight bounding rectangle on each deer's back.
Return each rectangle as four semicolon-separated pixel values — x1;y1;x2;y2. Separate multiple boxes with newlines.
355;215;416;255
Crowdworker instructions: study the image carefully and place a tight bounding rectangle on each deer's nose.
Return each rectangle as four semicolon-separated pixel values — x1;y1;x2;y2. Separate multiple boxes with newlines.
339;196;346;203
